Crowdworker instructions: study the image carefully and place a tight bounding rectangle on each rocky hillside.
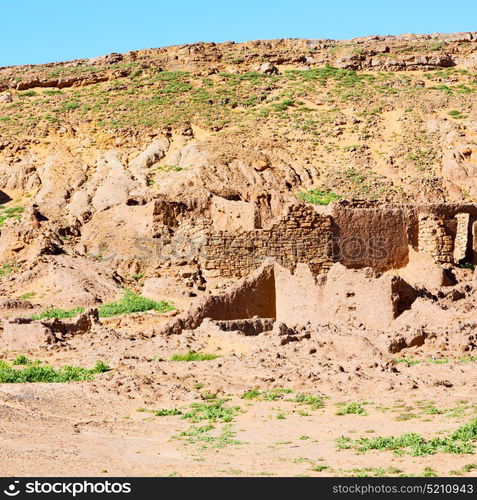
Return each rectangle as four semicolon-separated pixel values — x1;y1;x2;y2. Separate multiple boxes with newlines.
0;33;477;311
1;32;477;210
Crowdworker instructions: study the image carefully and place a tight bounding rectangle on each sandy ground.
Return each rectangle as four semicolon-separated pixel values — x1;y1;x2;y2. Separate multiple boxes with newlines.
0;317;476;478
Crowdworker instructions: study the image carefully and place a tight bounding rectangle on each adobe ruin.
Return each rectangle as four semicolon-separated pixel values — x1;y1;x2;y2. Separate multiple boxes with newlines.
200;198;477;276
153;197;477;336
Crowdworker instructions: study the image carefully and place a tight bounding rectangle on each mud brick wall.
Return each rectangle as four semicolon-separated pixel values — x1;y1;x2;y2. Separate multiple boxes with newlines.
211;196;258;231
331;205;415;271
202;205;334;278
418;214;455;263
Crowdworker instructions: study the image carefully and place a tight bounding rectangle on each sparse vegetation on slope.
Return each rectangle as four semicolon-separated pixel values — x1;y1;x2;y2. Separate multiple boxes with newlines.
31;307;85;320
171;351;219;362
97;289;174;317
298;187;341;205
30;290;174;320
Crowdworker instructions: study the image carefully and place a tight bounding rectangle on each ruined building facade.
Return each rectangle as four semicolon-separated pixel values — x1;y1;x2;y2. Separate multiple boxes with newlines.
197;198;477;278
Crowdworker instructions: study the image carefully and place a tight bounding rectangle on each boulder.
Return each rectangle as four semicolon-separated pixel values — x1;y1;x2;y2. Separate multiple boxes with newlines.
0;93;13;103
255;62;279;75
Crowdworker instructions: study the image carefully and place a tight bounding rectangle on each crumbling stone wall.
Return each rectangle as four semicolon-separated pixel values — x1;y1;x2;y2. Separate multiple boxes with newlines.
417;214;455;264
201;205;334;278
199;201;477;278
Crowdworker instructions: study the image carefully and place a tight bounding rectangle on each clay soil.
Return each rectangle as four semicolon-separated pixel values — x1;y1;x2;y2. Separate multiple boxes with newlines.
0;315;475;478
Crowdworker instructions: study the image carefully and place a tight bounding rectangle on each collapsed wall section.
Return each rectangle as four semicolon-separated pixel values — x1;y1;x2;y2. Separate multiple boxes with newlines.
157;262;276;335
275;262;417;329
274;263;324;325
201;204;334;278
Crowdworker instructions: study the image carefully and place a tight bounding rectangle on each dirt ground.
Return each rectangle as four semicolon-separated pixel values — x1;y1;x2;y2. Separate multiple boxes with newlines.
0;316;475;478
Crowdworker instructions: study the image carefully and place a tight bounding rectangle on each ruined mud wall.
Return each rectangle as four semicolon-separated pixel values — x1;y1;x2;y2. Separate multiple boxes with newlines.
201;205;334;278
158;262;276;335
331;203;416;272
332;202;477;271
319;264;417;329
274;263;325;325
274;262;417;329
210;196;258;231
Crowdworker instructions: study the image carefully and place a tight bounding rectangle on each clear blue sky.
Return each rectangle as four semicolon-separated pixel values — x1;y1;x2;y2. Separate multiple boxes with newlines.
2;0;476;66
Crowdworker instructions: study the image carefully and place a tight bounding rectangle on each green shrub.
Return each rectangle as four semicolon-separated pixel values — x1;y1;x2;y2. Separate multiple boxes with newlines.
241;389;262;400
337;418;477;456
12;355;31;366
240;388;293;401
155;408;183;416
0;263;14;277
62;100;80;111
0;206;24;226
298;187;340;205
93;360;110;373
294;394;325;409
181;399;241;423
448;109;466;119
394;357;420;367
336;402;368;416
0;359;109;383
98;289;174;317
31;307;85;321
171;351;219;362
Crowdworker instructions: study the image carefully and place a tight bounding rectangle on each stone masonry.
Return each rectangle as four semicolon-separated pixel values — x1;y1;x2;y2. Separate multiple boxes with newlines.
418;214;454;264
201;204;334;278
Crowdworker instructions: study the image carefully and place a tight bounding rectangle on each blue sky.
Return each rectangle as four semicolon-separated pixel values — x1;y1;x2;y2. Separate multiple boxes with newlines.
2;0;476;66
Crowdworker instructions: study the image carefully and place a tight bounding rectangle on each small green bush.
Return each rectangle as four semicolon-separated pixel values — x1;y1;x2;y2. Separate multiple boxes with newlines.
155;408;183;417
448;109;466;119
181;399;241;423
12;354;31;366
0;206;24;226
31;307;85;321
336;402;368;416
241;389;262;400
0;263;14;277
240;388;293;401
98;289;174;317
171;351;219;362
294;394;325;409
0;359;110;383
298;187;341;205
